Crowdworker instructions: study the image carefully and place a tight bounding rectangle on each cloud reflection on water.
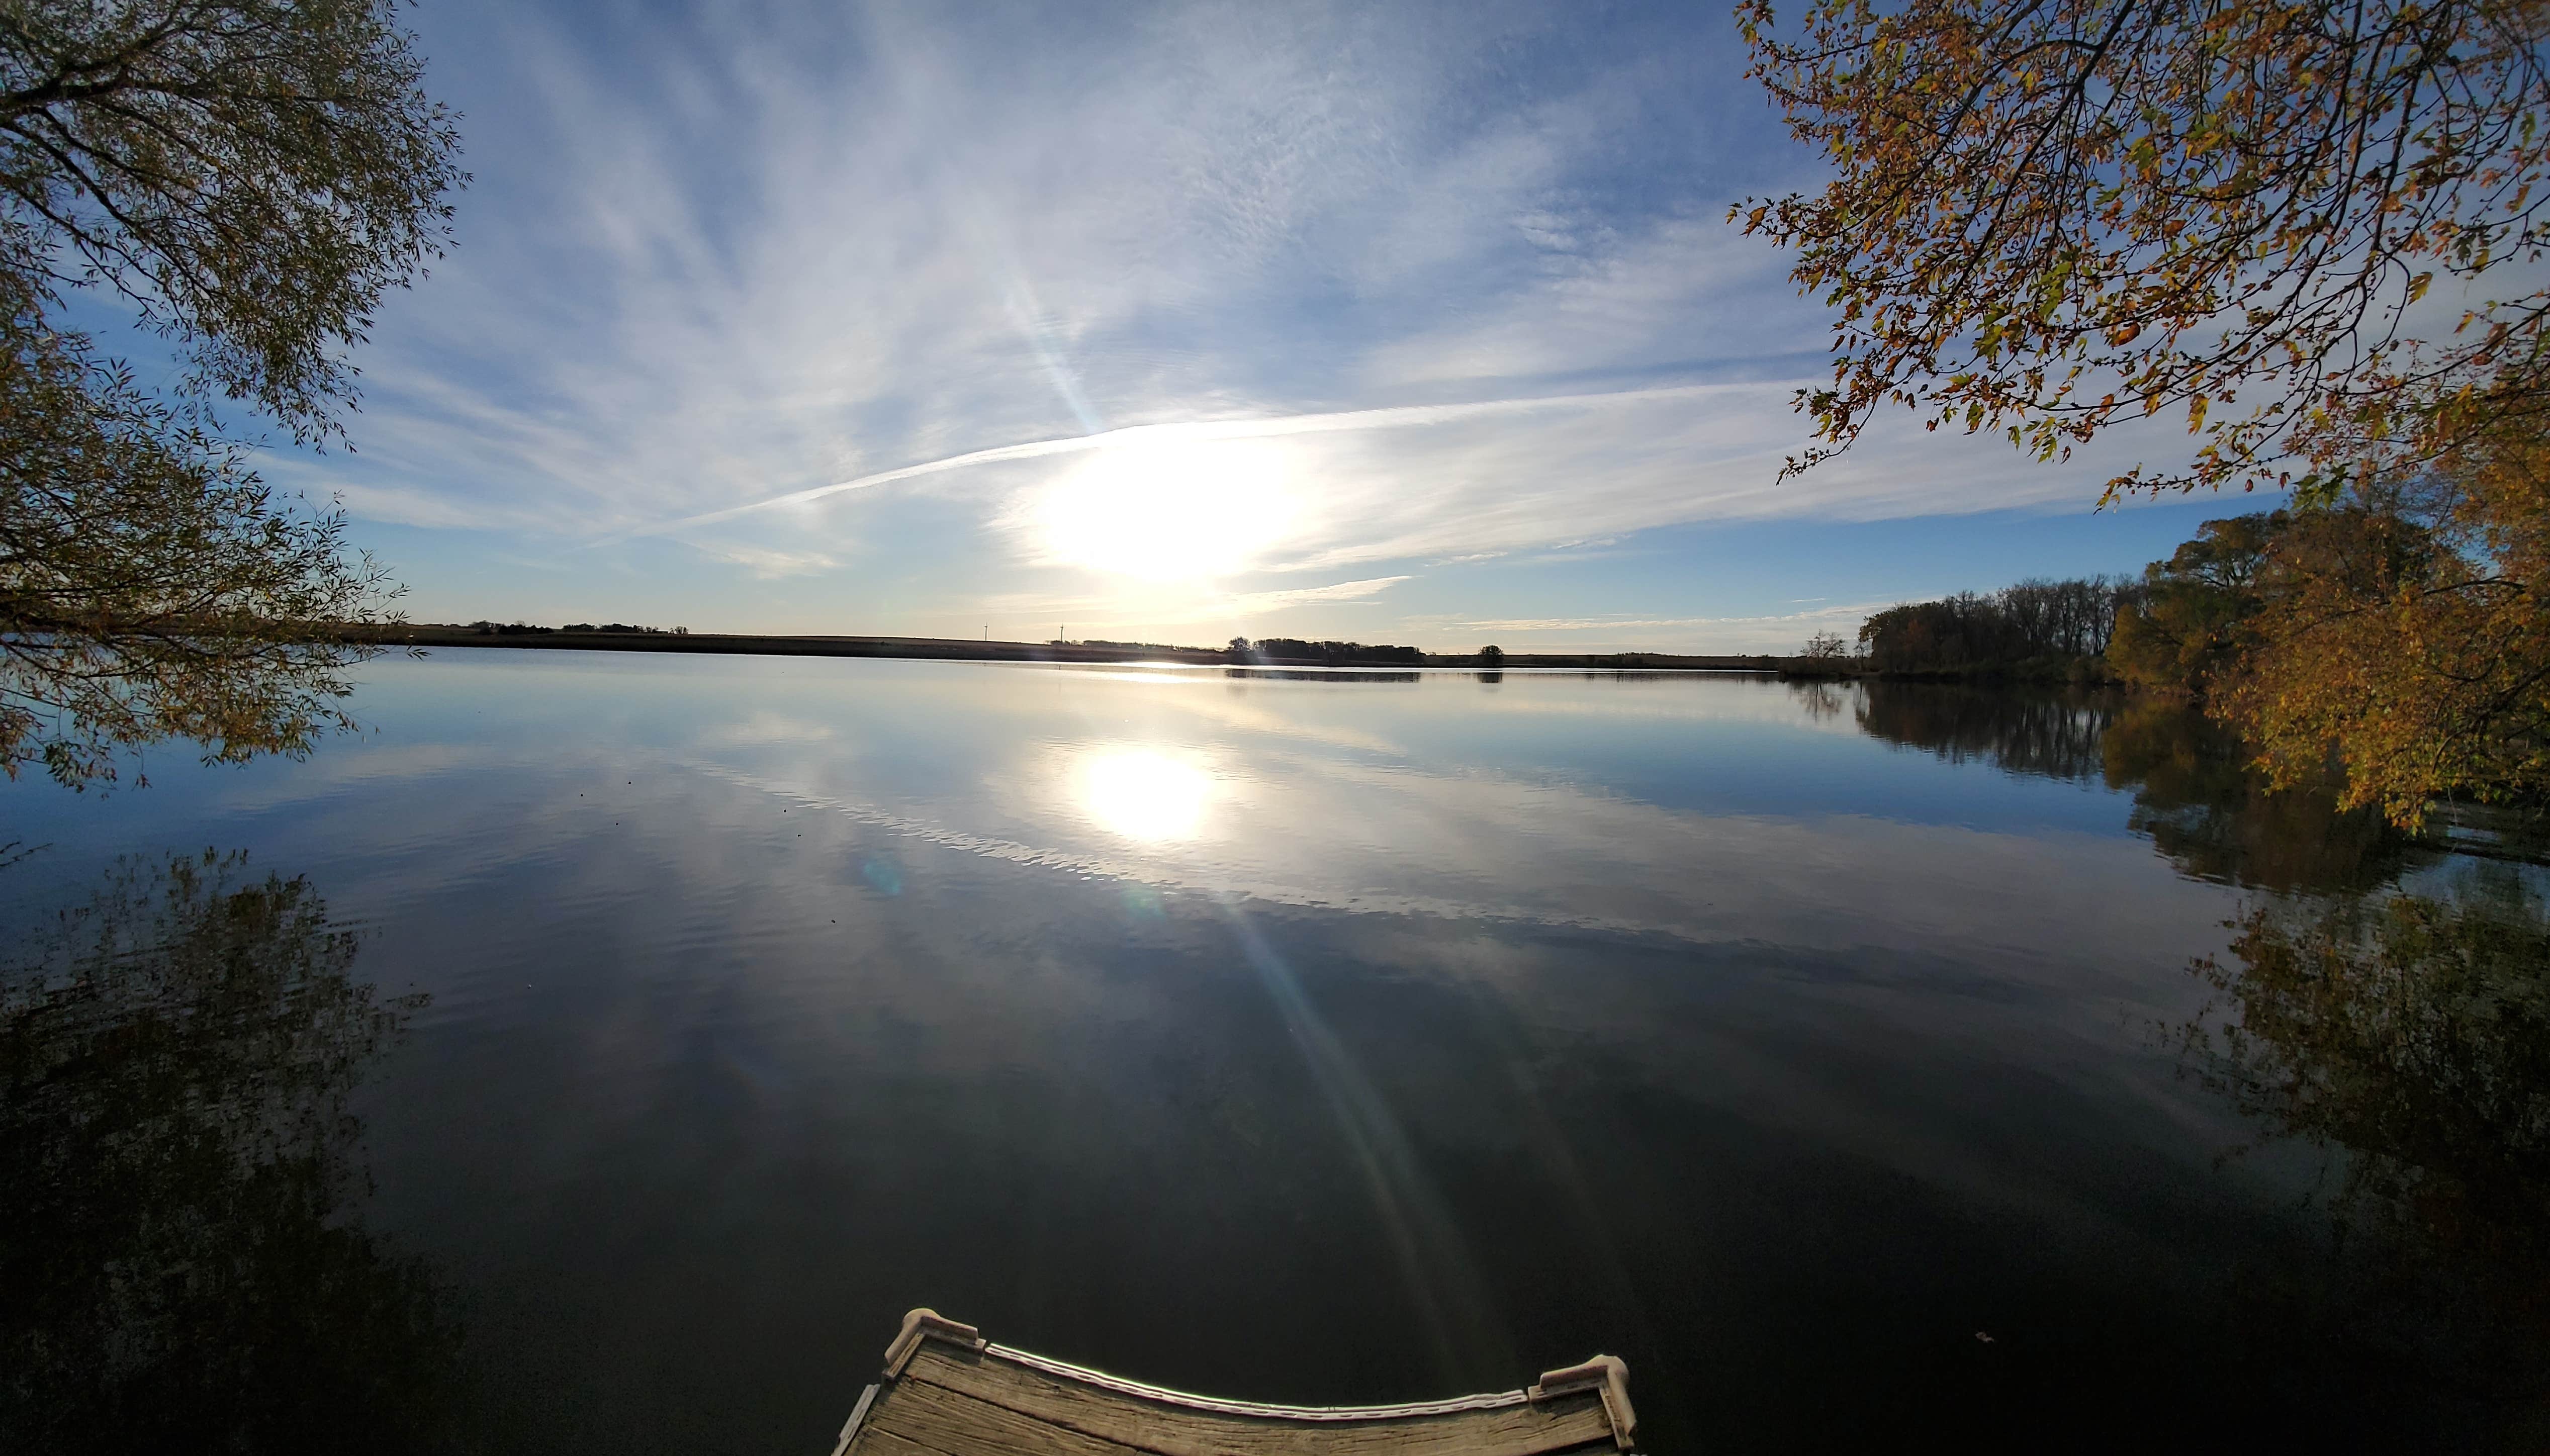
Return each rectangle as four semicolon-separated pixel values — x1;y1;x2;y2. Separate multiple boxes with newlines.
15;655;2534;1447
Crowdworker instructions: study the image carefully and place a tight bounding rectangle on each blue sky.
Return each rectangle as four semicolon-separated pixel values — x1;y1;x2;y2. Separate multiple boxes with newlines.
244;0;2265;651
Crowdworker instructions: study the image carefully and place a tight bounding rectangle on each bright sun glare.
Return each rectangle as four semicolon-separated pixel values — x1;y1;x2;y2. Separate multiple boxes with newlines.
1035;436;1294;581
1076;747;1215;842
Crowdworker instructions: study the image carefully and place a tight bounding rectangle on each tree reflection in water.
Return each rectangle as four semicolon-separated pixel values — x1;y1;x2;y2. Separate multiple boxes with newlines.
2187;874;2550;1281
1839;680;2431;894
1850;678;2116;782
2182;872;2550;1435
2101;699;2436;894
1841;680;2549;1434
0;850;457;1453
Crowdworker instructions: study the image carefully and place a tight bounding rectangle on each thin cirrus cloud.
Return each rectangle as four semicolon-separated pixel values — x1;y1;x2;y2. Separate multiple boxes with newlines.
635;385;1774;536
261;0;2167;639
1226;576;1412;611
1452;601;1893;635
971;574;1413;629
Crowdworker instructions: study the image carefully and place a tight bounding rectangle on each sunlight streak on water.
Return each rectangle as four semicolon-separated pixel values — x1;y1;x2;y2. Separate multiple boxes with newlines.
1216;896;1512;1386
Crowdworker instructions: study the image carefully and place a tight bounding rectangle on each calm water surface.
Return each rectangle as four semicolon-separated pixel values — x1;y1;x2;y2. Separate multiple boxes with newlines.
4;653;2543;1451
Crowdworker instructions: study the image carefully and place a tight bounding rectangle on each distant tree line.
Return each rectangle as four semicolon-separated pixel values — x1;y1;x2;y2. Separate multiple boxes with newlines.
1857;578;2139;679
1060;638;1210;653
1860;468;2548;829
469;621;687;635
1237;638;1425;666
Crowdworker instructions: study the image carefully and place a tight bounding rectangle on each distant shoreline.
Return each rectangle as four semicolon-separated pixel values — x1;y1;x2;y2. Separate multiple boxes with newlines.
337;623;1839;674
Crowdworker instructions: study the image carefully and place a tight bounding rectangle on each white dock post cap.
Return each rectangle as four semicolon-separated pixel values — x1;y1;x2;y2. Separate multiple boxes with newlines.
1529;1353;1636;1449
882;1308;986;1378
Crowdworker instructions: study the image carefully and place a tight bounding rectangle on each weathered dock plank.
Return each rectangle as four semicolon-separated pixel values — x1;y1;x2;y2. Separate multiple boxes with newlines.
876;1377;1151;1456
904;1346;1614;1456
834;1310;1637;1456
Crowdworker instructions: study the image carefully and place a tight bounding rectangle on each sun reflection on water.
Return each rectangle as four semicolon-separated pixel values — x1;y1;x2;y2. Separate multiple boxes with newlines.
1075;747;1215;841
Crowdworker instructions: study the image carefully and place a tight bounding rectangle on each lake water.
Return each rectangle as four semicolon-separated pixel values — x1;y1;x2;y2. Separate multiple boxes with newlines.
4;652;2543;1451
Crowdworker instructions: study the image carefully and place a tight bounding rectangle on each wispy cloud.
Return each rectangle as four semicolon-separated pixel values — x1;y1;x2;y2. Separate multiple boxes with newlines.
1462;602;1885;631
262;1;2181;634
1226;575;1411;611
632;382;1776;536
970;574;1412;626
688;541;841;578
1445;600;1894;652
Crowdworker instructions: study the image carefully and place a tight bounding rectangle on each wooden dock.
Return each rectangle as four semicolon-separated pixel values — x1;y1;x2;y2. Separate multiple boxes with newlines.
829;1310;1637;1455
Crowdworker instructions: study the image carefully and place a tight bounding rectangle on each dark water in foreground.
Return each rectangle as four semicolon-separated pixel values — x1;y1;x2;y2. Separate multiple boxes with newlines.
4;654;2545;1451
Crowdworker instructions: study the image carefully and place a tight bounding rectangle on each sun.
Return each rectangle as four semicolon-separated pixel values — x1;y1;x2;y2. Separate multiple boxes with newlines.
1033;435;1295;581
1075;747;1215;842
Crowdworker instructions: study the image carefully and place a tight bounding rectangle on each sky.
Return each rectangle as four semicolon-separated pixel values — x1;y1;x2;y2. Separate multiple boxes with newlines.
241;0;2266;652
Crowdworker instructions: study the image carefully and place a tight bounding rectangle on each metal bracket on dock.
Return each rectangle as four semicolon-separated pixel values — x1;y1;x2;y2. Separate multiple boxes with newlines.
1529;1354;1637;1450
881;1307;987;1378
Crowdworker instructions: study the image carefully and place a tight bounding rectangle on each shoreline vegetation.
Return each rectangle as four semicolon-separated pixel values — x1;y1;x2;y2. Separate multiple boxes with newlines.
1854;576;2140;686
335;621;1856;674
1850;501;2550;828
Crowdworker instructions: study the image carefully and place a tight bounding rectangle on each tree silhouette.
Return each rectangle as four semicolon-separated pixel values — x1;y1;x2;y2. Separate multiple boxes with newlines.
0;4;466;788
1735;0;2550;497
